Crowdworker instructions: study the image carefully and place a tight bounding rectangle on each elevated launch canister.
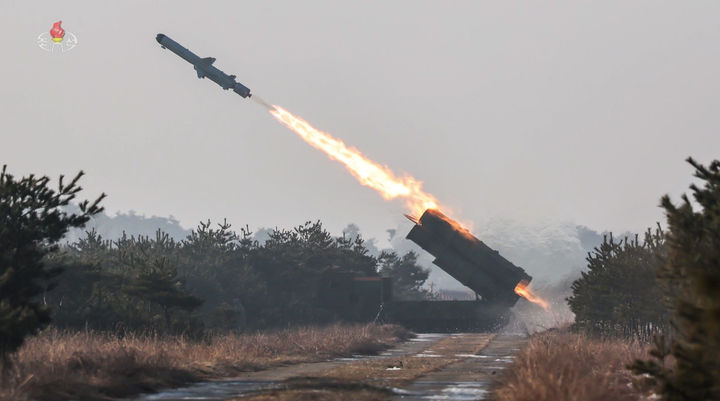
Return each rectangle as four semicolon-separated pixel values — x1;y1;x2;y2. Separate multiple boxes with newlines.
406;209;532;307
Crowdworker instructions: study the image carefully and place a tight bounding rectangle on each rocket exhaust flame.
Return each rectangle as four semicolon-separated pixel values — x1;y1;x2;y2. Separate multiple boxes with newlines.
263;103;550;309
154;31;549;311
514;281;549;310
268;105;440;217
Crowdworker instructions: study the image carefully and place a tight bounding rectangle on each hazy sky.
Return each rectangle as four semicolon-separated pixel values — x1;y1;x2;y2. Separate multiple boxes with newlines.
2;1;719;246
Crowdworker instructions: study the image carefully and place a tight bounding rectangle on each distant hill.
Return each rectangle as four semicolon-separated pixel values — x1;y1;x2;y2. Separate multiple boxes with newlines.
64;209;191;243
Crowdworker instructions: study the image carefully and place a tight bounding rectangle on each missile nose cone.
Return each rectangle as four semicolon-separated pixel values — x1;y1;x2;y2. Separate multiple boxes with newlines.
156;33;166;44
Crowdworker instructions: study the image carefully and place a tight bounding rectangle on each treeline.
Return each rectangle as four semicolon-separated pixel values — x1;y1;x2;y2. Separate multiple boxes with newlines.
44;220;431;334
0;165;431;378
567;227;669;340
567;158;720;400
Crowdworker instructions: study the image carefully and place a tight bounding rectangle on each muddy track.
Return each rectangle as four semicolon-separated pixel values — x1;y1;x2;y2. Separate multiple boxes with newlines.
129;333;449;401
130;333;527;401
392;334;528;400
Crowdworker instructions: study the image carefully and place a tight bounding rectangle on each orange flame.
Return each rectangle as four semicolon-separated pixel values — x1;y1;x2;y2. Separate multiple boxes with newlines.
269;105;440;217
266;104;547;308
514;281;550;310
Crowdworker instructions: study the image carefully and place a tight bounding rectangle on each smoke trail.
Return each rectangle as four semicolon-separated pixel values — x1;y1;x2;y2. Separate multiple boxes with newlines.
257;99;550;309
266;104;441;217
251;95;273;110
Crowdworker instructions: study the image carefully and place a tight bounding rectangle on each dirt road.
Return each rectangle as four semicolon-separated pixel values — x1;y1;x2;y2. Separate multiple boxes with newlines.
392;334;528;400
131;333;448;401
131;333;527;401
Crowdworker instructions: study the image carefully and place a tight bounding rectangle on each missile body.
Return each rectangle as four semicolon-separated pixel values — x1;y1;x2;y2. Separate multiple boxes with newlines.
156;33;251;98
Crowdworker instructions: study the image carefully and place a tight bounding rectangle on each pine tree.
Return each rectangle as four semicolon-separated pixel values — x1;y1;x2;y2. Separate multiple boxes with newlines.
0;165;104;376
568;229;668;339
378;251;431;300
632;158;720;401
123;258;203;331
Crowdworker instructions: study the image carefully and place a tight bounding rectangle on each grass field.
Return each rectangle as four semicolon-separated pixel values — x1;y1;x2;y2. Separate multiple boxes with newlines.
0;324;409;401
492;330;653;401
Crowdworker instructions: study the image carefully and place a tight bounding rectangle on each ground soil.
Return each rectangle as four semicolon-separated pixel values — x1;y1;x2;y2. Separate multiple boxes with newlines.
235;333;530;401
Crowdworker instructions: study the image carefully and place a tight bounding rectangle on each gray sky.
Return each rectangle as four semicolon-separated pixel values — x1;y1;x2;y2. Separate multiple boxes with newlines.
2;1;719;250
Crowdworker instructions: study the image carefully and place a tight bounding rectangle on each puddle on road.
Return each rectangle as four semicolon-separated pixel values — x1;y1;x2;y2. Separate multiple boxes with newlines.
392;335;522;400
454;354;490;358
396;381;489;400
130;333;450;401
394;343;522;400
131;380;279;401
410;335;447;342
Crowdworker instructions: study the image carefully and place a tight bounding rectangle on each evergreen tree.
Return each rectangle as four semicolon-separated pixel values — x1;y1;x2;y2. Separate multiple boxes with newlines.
378;250;431;300
0;166;104;373
123;258;203;331
48;229;126;329
115;230;203;332
632;158;720;400
180;220;258;331
568;229;668;339
43;216;418;332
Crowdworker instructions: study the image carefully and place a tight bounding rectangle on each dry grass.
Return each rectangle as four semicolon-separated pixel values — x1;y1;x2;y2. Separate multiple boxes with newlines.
492;330;650;401
0;324;409;401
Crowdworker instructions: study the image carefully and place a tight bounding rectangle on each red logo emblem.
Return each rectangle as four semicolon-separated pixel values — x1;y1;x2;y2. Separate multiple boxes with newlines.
50;21;65;43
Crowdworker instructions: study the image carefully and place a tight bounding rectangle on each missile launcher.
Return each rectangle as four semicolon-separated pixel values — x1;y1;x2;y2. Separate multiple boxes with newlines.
406;209;532;308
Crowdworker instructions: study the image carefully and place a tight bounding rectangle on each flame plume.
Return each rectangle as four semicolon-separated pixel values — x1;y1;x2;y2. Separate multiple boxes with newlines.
265;103;549;309
269;105;440;217
514;281;549;310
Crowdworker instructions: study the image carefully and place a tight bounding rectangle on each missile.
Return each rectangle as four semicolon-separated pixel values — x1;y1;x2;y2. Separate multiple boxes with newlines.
156;33;251;98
